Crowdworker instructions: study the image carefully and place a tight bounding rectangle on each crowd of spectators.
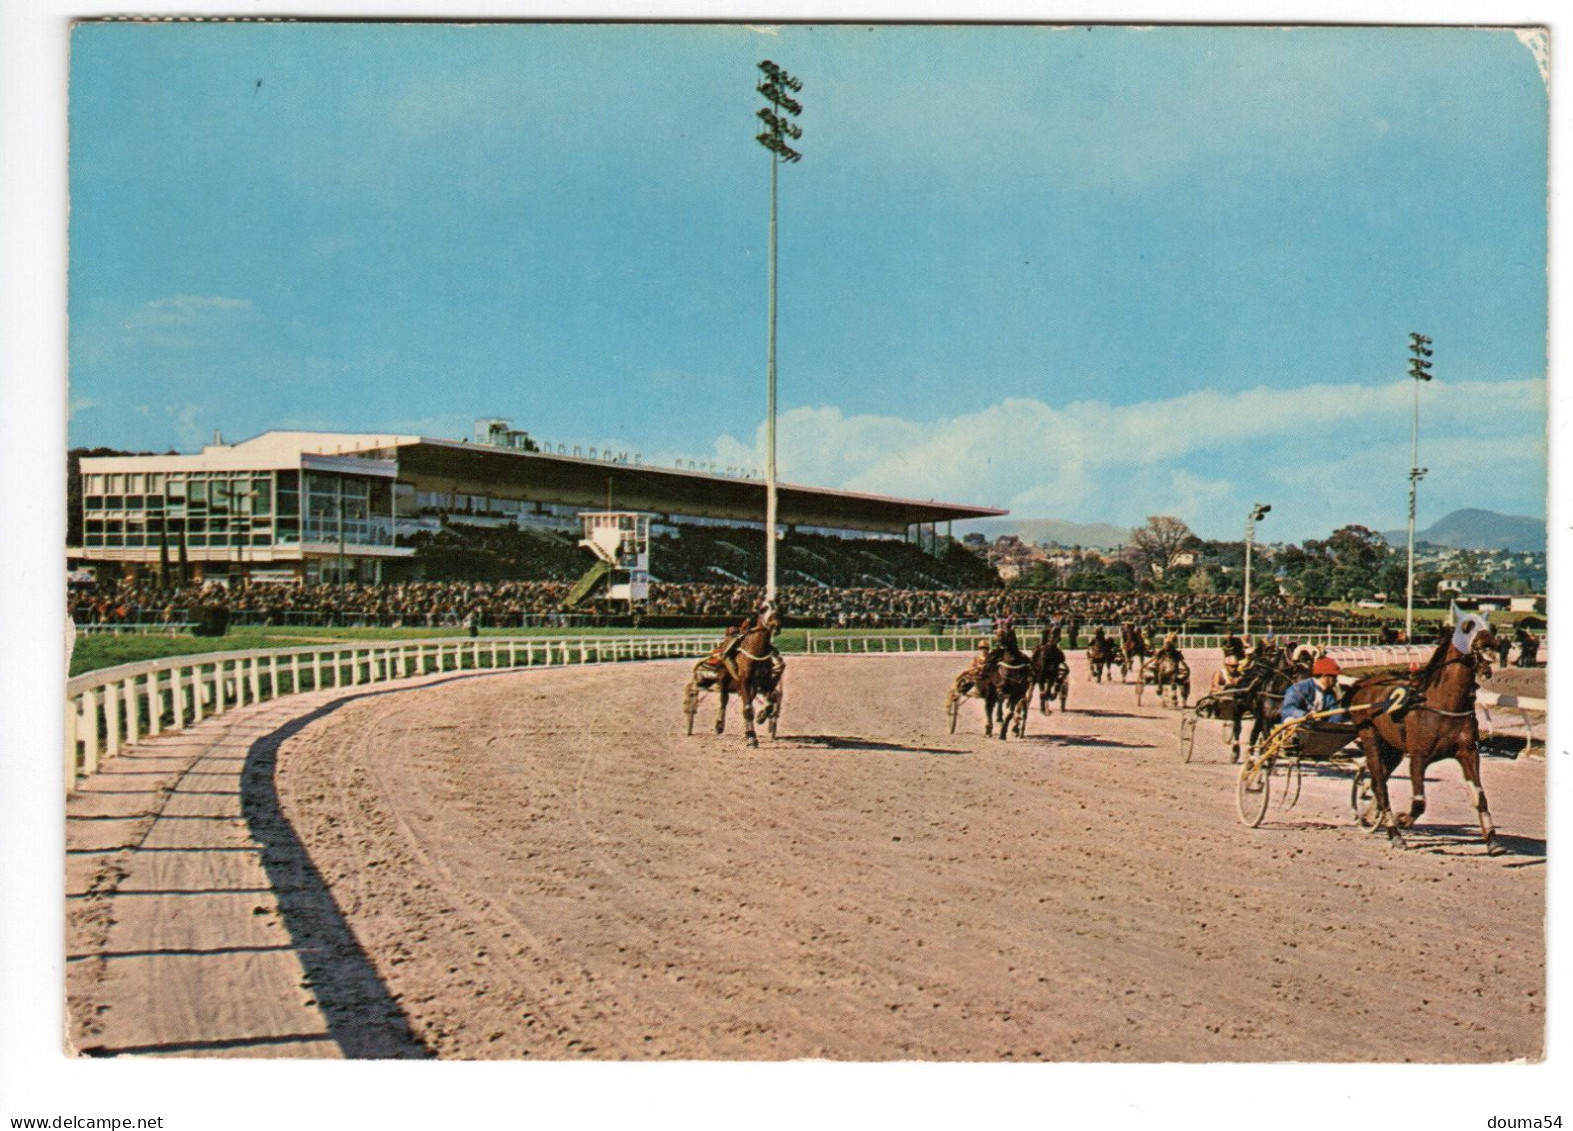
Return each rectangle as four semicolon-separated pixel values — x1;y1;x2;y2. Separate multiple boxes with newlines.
406;519;999;590
69;576;1379;634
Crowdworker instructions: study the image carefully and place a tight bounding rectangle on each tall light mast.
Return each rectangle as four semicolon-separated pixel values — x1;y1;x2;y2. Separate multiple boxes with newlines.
1405;332;1433;641
755;59;803;604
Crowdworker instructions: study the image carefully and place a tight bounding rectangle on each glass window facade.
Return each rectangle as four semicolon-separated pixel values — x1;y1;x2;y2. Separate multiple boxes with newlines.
81;468;390;554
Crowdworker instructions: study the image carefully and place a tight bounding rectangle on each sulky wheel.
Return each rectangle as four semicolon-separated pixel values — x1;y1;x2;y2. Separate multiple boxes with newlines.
1236;755;1273;827
1179;712;1198;763
946;688;960;734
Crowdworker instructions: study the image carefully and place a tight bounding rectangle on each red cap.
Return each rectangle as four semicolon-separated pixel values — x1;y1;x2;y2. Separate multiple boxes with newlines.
1312;657;1341;676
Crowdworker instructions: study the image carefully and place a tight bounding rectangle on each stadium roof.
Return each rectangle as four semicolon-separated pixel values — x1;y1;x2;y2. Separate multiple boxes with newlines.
397;437;1007;533
85;431;1007;534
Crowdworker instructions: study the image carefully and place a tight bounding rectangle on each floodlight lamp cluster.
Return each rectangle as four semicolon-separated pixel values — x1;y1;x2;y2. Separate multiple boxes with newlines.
756;107;802;140
1408;332;1434;381
1250;504;1271;523
756;60;804;163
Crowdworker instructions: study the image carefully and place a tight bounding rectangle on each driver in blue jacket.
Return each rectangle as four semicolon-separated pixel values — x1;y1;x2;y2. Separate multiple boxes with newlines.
1279;656;1347;723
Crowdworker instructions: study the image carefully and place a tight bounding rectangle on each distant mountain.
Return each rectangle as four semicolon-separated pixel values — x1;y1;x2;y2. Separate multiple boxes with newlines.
1382;508;1546;553
954;517;1133;550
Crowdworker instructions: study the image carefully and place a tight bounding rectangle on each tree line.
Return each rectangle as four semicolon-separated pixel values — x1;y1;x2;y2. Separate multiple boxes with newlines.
992;515;1542;602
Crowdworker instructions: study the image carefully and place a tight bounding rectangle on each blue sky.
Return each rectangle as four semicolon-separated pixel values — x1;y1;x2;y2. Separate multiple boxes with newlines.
67;22;1548;543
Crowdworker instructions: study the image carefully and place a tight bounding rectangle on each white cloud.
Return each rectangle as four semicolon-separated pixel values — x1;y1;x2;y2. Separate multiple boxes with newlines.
709;377;1547;540
122;295;256;348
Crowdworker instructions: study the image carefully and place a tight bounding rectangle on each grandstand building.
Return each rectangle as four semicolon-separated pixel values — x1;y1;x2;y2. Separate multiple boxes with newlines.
74;426;1006;585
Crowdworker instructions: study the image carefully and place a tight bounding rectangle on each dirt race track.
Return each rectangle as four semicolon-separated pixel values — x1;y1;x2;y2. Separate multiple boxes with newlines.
66;651;1545;1062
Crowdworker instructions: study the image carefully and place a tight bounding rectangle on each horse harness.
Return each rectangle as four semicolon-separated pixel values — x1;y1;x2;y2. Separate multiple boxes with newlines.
1357;652;1482;726
721;640;784;685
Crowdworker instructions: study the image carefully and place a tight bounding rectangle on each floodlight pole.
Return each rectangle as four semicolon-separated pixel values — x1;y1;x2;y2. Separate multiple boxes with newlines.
766;138;779;604
1405;333;1434;641
1244;503;1270;638
756;60;802;606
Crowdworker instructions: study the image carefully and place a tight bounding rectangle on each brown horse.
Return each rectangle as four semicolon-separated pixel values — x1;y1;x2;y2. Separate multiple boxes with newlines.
1086;632;1117;683
1031;632;1070;714
683;606;784;747
1120;624;1148;684
983;649;1035;740
1346;613;1501;853
1150;648;1191;709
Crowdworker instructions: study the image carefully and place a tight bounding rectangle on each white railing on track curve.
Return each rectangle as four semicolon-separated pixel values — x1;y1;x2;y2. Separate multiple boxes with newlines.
64;634;719;796
806;631;1389;655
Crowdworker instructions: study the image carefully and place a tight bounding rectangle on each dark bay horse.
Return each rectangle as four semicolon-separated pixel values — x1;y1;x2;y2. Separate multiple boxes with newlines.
684;607;784;747
1238;646;1299;760
1086;631;1117;683
984;649;1035;739
1031;630;1070;714
1346;614;1501;853
1120;624;1148;684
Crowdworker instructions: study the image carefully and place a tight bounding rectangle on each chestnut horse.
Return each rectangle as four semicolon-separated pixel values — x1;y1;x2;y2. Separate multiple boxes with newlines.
684;606;784;747
1148;647;1191;709
1346;614;1501;853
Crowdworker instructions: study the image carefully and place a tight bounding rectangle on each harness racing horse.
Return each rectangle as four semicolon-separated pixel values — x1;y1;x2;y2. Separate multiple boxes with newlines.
983;647;1035;739
1086;632;1117;683
1149;646;1191;709
1234;646;1298;761
1031;630;1070;714
1346;613;1502;853
683;607;784;747
1120;624;1148;684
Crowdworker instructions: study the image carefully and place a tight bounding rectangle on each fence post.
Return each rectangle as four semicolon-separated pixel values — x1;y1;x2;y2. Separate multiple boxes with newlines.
147;670;163;737
81;690;101;777
123;678;140;747
65;697;80;794
106;683;124;762
170;665;187;729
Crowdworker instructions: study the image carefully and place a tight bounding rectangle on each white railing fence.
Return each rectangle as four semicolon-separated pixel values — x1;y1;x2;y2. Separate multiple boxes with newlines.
1325;644;1434;668
73;622;197;636
64;634;717;796
805;631;1389;655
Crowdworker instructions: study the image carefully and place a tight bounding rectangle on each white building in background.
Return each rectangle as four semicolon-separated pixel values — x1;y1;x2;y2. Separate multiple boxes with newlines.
74;426;1005;586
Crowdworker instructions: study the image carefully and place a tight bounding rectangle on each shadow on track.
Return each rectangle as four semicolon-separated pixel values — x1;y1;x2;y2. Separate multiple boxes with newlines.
787;734;969;756
235;675;510;1058
240;686;453;1059
1039;733;1157;750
